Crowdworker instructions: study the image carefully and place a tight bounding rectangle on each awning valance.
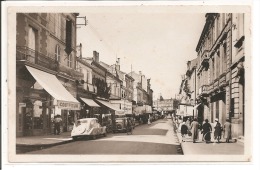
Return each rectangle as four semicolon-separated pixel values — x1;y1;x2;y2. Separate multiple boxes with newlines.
96;99;123;112
80;97;100;107
26;66;80;110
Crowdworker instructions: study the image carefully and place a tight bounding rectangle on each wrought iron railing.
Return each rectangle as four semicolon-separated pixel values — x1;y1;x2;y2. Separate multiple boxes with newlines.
16;46;57;71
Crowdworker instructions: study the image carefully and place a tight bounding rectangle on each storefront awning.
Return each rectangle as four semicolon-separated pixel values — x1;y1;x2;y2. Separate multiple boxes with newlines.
193;103;201;110
80;97;100;107
96;99;123;112
26;66;80;110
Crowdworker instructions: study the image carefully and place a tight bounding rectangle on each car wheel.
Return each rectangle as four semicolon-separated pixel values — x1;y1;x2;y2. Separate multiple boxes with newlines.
72;136;78;141
103;133;107;137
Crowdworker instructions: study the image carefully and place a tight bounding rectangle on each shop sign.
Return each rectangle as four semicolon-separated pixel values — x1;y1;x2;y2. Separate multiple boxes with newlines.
57;100;80;110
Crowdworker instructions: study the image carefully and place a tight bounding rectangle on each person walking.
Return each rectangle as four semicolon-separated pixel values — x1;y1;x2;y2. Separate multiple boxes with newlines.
190;117;199;143
201;119;212;143
214;118;222;143
223;119;232;143
54;115;62;135
185;118;191;129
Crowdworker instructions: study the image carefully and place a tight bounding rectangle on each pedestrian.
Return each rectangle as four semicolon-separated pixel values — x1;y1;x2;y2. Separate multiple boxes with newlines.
201;119;212;143
214;118;222;143
190;117;199;143
147;116;151;125
185;117;191;129
223;119;232;143
54;115;62;135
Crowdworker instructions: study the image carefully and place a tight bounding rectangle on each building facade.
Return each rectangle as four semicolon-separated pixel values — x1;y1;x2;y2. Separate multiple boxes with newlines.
195;13;245;138
16;13;82;136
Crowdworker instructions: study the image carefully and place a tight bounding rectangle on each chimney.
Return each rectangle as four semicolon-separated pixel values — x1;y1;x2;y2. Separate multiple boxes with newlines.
93;51;99;63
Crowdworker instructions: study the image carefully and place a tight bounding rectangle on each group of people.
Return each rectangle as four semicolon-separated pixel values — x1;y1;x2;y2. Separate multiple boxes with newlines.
180;117;232;143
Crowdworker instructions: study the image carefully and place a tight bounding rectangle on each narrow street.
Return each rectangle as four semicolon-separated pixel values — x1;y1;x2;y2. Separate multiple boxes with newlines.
25;118;183;155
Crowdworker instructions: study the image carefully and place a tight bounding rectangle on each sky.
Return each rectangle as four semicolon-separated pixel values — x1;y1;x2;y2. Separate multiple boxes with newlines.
77;6;206;99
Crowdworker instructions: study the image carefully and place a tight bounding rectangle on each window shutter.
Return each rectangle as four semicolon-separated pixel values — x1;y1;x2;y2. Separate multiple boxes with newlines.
65;19;72;55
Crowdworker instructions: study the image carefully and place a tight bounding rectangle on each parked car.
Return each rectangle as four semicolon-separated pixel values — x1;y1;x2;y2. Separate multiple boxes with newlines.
113;117;127;133
71;118;106;140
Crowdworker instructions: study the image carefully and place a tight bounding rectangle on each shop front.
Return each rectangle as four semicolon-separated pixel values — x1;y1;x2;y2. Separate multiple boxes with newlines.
16;66;80;136
79;97;101;119
95;99;124;129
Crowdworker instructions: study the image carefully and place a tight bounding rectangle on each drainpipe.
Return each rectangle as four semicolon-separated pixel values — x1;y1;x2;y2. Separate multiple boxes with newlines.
229;13;233;121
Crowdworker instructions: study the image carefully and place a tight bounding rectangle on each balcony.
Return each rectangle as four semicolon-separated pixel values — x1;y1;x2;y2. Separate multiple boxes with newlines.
16;46;57;72
208;82;214;94
78;83;97;95
219;73;227;88
198;85;209;96
58;63;84;80
16;46;84;80
197;50;209;73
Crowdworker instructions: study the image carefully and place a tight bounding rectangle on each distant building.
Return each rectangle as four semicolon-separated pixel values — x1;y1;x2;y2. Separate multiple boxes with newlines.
153;98;174;114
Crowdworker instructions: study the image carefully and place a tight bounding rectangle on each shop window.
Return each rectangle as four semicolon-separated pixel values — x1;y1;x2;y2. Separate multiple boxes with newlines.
33;100;43;129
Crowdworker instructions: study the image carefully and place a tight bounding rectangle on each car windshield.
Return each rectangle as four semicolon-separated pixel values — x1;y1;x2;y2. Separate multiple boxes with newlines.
75;119;88;127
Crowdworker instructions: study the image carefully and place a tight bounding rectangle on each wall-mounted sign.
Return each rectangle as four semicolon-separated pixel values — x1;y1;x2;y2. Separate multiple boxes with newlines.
57;100;80;110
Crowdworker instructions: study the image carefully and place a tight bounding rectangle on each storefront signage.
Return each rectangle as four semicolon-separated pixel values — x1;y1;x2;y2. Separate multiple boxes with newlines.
57;100;80;110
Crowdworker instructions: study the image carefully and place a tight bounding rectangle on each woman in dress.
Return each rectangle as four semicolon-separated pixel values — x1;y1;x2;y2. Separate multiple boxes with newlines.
201;119;212;143
190;117;199;143
214;119;222;143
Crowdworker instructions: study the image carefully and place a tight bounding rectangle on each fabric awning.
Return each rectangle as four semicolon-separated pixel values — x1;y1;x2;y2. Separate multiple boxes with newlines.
26;66;80;110
80;97;100;107
193;103;201;110
96;99;123;111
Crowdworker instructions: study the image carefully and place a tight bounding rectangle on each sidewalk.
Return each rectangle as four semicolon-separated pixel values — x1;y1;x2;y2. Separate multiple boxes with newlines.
16;131;73;147
175;123;244;155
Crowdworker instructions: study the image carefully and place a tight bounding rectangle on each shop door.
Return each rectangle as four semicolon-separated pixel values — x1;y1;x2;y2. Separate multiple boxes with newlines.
23;100;34;136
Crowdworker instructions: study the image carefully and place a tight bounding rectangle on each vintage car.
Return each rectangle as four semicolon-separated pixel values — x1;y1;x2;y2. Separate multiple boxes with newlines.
71;118;106;140
113;117;127;133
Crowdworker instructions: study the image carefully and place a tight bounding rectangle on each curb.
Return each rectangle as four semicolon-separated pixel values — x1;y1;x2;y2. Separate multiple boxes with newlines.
16;139;74;153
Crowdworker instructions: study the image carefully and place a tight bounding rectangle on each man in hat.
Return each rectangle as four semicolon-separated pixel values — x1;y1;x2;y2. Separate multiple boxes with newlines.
214;118;222;143
54;115;62;135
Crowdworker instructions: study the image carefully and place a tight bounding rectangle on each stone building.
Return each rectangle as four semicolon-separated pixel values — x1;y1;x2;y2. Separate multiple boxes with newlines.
195;13;245;139
16;13;82;136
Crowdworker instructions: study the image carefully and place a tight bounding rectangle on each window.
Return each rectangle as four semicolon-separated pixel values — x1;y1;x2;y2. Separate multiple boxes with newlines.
87;71;90;83
223;43;227;72
216;51;220;77
67;54;72;68
212;58;215;81
55;45;61;62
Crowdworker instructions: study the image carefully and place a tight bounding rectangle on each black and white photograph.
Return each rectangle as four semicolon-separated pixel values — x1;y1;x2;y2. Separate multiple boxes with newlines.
1;0;259;167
